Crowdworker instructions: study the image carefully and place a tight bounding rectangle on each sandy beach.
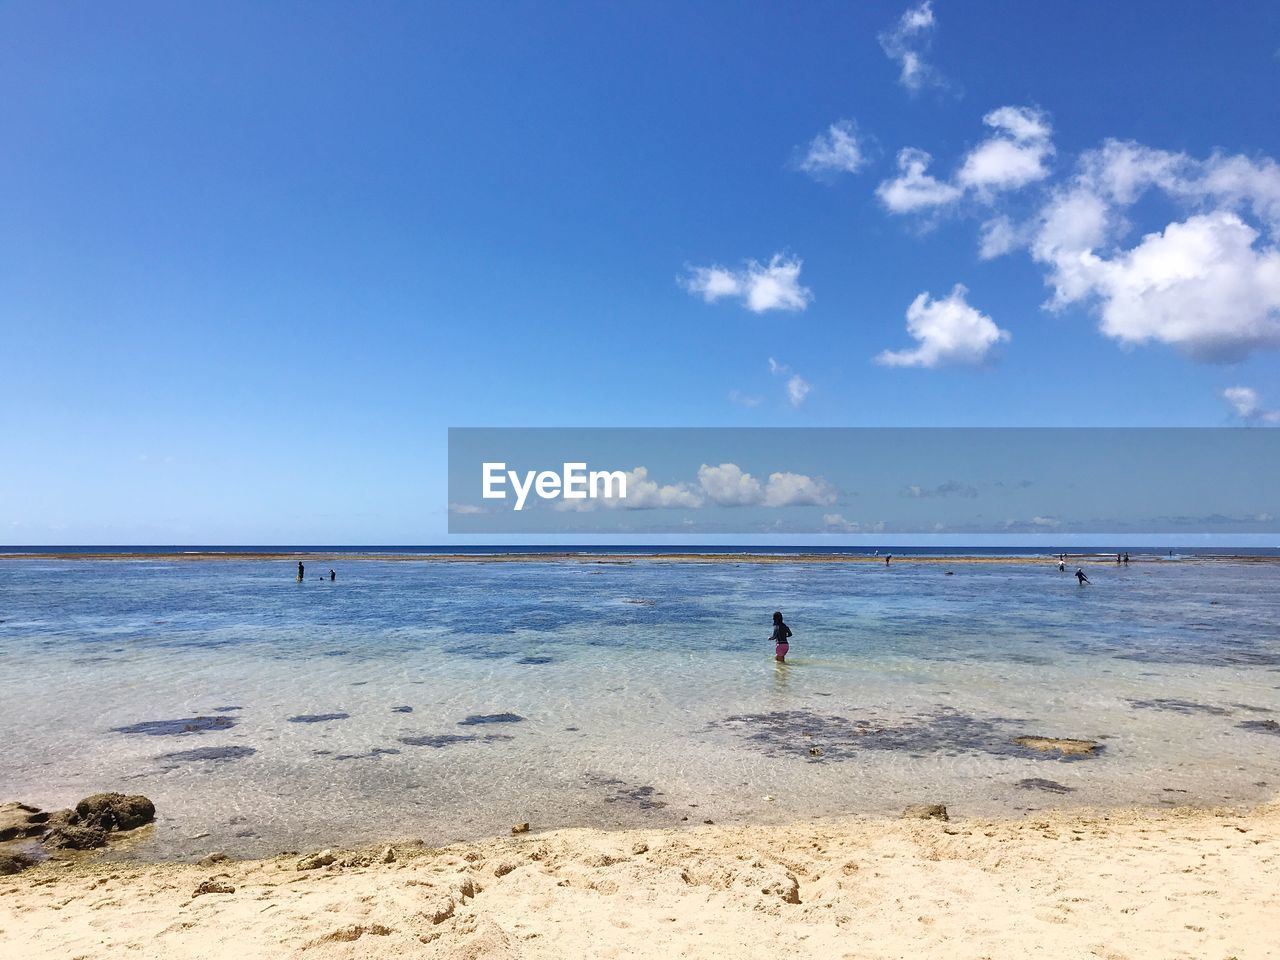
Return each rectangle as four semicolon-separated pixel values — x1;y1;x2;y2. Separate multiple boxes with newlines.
3;803;1277;960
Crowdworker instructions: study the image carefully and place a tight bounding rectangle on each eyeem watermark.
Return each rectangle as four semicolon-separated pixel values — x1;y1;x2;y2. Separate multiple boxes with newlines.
482;462;627;511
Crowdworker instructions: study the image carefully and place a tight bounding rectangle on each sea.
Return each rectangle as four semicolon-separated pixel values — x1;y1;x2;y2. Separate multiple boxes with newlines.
1;547;1278;859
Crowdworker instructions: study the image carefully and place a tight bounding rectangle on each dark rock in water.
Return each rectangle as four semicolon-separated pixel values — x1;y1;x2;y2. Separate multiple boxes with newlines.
112;716;236;736
0;851;37;875
1237;719;1280;736
212;706;242;713
75;793;155;831
458;713;525;726
287;713;350;723
158;745;257;763
902;804;948;821
516;656;554;665
398;733;514;748
43;824;107;850
390;705;413;713
1128;698;1230;716
0;802;49;842
1016;778;1075;794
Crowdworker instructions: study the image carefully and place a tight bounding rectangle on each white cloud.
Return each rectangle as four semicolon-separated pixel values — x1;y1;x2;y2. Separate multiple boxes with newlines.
697;463;836;507
768;357;812;407
978;216;1021;259
1045;212;1280;361
1027;141;1280;362
448;502;486;515
823;513;861;532
876;284;1010;368
683;254;812;313
798;120;868;178
697;463;763;506
763;471;836;507
556;466;704;511
1223;386;1280;423
728;389;762;407
956;107;1054;193
878;1;942;93
875;148;963;213
786;375;811;407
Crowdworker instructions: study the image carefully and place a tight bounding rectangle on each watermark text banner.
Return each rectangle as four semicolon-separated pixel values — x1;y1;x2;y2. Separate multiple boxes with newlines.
447;428;1280;535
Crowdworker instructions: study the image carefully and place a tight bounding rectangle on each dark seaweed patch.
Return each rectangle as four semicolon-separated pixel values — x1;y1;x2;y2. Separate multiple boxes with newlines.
1128;698;1231;716
1016;778;1075;794
113;716;236;736
709;707;1088;763
333;747;402;761
398;733;515;748
287;713;350;723
516;656;554;665
157;745;257;763
390;705;413;713
458;713;525;725
1237;719;1280;736
213;706;242;713
586;773;668;810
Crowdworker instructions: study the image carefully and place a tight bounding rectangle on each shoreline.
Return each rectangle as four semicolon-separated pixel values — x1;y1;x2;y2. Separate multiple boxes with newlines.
2;550;1278;564
4;803;1276;958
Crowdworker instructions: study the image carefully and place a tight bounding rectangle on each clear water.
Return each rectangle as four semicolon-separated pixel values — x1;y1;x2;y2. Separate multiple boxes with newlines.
1;558;1278;859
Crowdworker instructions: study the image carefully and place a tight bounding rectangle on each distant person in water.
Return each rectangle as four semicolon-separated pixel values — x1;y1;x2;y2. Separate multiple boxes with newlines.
1076;568;1090;585
297;561;304;582
885;554;892;566
329;569;336;581
1123;552;1130;564
770;611;793;663
1058;560;1066;572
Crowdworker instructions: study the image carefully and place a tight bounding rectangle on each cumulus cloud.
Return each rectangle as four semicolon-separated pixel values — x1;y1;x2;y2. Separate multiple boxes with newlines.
876;148;963;213
823;513;861;532
697;463;836;507
1223;386;1280;423
682;255;812;313
448;502;487;515
877;107;1053;215
556;466;704;511
956;106;1054;193
875;284;1010;368
1027;141;1280;362
878;1;942;93
798;120;868;178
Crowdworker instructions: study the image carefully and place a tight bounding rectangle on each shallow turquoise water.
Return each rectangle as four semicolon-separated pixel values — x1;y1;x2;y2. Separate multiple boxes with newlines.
1;558;1277;858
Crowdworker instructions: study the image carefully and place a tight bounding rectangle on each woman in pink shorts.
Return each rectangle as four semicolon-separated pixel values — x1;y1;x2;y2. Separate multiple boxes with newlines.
770;611;793;662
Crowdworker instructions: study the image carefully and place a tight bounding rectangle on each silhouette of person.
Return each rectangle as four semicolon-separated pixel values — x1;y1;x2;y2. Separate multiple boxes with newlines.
329;569;336;581
770;611;793;663
1076;568;1090;585
297;561;304;582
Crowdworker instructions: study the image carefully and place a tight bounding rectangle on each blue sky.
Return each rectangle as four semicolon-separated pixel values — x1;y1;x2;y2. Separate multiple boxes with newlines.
2;1;1278;543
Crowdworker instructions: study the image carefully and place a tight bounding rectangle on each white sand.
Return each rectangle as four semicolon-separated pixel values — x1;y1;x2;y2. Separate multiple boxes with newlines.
2;804;1277;959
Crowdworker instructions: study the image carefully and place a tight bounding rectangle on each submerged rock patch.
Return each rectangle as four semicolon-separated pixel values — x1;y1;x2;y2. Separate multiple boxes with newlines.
458;713;525;726
287;713;350;724
516;656;554;665
1237;719;1280;736
1016;777;1076;794
398;733;515;748
1128;698;1230;716
112;716;235;736
157;745;258;763
712;707;1045;763
332;748;401;761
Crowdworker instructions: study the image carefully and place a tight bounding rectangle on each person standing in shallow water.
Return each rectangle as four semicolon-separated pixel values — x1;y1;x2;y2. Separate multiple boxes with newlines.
297;561;304;582
1076;568;1090;585
329;569;336;581
770;611;793;662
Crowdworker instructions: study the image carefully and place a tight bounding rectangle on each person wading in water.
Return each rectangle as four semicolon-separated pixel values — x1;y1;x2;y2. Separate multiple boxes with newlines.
770;611;793;663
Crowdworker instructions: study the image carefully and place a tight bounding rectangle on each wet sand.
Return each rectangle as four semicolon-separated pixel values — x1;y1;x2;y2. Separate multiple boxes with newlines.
3;803;1276;959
